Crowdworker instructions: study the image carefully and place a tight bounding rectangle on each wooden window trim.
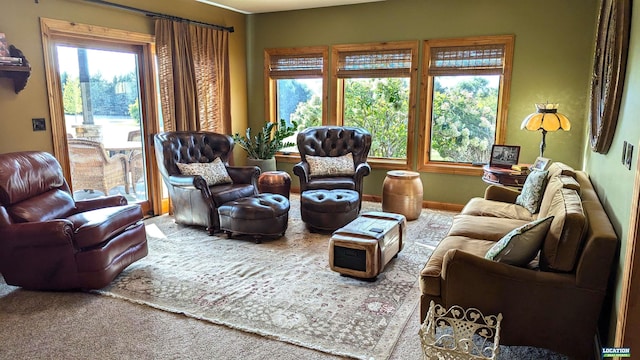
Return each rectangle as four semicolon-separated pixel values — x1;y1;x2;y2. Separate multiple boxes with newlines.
264;46;329;127
418;35;515;175
331;41;419;169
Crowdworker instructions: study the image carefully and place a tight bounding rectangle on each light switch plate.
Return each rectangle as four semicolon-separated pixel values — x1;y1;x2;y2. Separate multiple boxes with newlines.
32;118;46;131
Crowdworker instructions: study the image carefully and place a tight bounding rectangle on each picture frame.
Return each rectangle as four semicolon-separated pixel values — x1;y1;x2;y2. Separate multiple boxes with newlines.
489;145;520;168
531;157;552;171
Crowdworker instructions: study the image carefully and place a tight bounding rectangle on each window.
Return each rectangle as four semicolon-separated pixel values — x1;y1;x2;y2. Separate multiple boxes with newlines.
419;36;514;174
265;47;328;153
333;41;418;167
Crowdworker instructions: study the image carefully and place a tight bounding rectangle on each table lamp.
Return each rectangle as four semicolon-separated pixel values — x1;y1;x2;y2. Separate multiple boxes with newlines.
521;103;571;157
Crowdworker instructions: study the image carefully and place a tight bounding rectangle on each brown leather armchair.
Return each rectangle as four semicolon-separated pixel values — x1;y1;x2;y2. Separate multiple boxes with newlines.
154;131;260;234
0;151;148;290
293;126;372;210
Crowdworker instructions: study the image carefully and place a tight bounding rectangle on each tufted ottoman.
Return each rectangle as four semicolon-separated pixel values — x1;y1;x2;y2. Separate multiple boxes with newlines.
218;193;290;242
300;189;360;232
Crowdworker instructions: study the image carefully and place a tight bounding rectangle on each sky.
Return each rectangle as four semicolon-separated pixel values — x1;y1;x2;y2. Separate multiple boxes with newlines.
56;45;137;80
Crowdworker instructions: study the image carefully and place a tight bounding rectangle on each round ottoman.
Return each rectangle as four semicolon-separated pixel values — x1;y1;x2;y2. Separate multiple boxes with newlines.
300;189;359;232
218;193;290;242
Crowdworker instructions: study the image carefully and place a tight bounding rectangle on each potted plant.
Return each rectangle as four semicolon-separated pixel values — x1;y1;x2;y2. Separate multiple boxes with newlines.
233;119;298;172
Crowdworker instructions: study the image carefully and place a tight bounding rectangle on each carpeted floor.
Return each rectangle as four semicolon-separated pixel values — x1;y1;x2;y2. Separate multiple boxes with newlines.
0;196;568;359
91;197;452;360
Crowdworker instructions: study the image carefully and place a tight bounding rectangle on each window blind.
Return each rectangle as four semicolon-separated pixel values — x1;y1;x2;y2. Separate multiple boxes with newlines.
428;44;505;76
268;53;324;78
337;49;413;78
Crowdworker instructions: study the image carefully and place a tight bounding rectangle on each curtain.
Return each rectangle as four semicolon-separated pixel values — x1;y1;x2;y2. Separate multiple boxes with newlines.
156;18;231;133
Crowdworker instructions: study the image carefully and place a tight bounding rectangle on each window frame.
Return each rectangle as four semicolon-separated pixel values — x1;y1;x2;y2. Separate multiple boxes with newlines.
264;46;328;162
331;41;419;170
418;35;515;175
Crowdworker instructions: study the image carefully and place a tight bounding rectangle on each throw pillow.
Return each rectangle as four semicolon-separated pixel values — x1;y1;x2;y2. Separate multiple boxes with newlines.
176;158;232;186
485;216;554;266
307;153;355;178
515;169;549;213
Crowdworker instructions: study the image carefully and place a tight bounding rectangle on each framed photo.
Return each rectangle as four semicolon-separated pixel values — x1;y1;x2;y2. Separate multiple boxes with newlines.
531;157;552;171
489;145;520;168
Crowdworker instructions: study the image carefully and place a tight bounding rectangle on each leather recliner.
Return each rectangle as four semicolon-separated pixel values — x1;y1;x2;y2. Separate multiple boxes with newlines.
293;126;372;210
154;131;260;234
0;151;148;290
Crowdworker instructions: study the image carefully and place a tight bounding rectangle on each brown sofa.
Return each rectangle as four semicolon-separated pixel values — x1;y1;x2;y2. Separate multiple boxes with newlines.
419;163;618;359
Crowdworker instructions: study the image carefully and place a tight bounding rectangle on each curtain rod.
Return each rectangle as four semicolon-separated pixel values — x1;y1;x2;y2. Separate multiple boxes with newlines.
83;0;235;33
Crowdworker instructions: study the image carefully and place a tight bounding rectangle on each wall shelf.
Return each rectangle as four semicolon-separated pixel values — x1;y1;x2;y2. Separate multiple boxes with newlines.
0;45;31;93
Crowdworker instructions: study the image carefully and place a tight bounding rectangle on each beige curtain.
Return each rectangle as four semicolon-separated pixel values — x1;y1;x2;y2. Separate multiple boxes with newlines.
156;18;231;133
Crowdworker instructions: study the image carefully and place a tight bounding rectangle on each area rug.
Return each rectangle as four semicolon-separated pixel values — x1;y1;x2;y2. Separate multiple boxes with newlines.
93;197;455;359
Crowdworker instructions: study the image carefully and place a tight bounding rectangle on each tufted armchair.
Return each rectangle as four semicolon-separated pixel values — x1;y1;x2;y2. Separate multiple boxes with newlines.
154;131;260;234
0;151;148;290
293;126;372;210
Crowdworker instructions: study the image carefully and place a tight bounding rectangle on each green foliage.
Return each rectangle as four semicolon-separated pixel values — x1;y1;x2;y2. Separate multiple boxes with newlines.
343;78;409;158
128;98;141;124
233;119;298;159
430;76;498;163
277;79;312;123
291;95;322;128
62;76;82;116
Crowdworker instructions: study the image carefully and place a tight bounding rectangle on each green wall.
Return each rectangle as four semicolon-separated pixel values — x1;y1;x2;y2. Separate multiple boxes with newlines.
247;0;598;206
0;0;248;164
584;2;640;345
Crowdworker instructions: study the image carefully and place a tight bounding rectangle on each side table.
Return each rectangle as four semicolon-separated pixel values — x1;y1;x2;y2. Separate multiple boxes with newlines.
482;165;528;188
382;170;423;221
257;170;291;199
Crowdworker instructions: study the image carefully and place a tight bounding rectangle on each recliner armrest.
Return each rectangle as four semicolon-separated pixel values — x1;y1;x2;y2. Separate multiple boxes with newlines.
75;195;127;212
484;185;520;203
0;219;75;248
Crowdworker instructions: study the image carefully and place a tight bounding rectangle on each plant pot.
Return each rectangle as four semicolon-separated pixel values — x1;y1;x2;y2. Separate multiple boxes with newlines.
247;157;277;173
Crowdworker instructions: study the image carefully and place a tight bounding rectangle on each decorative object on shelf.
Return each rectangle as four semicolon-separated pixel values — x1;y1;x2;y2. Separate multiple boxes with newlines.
0;44;31;93
420;300;502;360
232;119;297;172
521;103;571;157
531;156;552;171
589;0;631;154
0;33;8;57
489;144;520;168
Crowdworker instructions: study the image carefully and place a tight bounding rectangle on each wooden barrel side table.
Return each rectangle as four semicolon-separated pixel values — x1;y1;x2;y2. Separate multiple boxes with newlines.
257;170;292;199
382;170;423;220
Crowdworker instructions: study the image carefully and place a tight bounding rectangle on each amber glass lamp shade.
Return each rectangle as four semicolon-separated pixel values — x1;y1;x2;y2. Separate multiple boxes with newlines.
521;103;571;157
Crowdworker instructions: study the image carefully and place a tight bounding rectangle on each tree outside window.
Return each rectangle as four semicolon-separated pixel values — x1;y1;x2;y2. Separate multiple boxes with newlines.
333;41;418;166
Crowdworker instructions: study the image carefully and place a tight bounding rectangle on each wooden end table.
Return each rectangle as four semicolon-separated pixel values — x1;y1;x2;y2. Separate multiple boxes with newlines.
482;165;528;188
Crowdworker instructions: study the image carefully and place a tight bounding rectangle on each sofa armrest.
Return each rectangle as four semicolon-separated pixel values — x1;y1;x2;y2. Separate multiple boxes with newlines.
484;185;520;203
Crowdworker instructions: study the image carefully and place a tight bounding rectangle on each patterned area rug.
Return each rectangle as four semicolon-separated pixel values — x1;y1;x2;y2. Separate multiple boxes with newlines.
94;196;455;360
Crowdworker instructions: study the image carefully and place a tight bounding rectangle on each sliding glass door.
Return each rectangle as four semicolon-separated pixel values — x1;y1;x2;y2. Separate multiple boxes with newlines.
41;18;162;216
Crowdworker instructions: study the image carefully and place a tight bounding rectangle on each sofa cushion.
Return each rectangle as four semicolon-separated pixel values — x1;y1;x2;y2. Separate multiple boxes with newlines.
307;153;355;178
447;214;528;241
485;216;553;266
515;170;549;213
68;205;143;249
540;188;586;272
176;158;232;186
461;197;536;222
